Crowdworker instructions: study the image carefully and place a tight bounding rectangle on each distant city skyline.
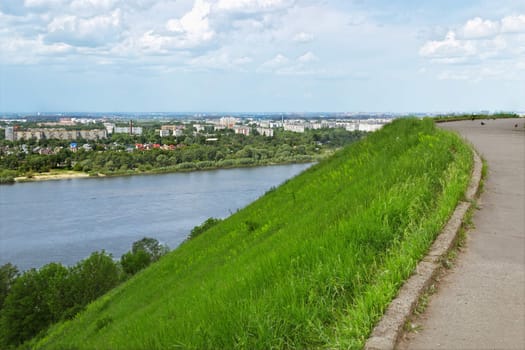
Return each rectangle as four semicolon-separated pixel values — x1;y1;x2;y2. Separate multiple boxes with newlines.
1;0;524;113
1;111;523;117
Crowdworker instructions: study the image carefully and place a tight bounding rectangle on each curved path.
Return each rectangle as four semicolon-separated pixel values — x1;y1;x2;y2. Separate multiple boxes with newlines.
398;118;525;349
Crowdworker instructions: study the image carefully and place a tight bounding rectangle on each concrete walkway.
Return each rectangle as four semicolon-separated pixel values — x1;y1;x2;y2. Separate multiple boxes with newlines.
398;118;525;350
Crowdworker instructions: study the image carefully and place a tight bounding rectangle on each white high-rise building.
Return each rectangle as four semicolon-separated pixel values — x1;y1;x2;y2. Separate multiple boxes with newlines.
5;126;14;141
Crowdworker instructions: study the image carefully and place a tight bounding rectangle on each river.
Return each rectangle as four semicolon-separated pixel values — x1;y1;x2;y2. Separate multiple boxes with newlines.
0;164;311;271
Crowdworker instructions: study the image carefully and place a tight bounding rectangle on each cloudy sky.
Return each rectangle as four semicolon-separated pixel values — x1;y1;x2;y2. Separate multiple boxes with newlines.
1;0;524;113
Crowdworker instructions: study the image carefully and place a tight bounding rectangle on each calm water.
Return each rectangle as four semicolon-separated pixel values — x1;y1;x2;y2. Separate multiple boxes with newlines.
0;164;311;270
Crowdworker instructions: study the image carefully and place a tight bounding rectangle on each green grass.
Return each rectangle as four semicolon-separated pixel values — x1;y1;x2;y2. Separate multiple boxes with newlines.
32;118;473;349
433;113;518;123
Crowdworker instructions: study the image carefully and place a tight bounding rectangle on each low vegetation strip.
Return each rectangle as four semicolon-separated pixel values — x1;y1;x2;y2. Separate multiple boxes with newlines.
32;118;472;350
433;112;517;123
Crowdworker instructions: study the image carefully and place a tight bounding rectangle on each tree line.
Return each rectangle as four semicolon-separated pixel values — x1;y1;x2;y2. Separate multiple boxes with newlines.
0;237;169;348
0;128;365;183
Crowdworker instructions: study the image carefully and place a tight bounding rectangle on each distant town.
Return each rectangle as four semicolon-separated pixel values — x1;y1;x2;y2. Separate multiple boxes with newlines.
1;111;522;184
1;113;396;142
1;113;396;183
2;111;523;146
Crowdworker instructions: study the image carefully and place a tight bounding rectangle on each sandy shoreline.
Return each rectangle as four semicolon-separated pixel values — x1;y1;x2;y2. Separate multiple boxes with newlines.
10;160;318;184
15;172;90;182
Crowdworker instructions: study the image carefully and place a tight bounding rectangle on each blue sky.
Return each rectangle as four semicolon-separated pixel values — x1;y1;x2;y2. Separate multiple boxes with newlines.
1;0;524;113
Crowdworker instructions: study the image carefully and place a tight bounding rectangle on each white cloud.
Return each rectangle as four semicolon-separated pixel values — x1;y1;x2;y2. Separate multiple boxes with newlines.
128;0;217;54
136;30;171;54
2;0;522;93
261;53;288;67
1;0;298;66
461;17;499;39
298;51;318;63
256;50;325;76
70;0;119;14
437;70;470;81
420;14;525;67
257;53;289;72
216;0;293;13
419;31;476;58
501;14;525;33
234;56;252;65
165;0;215;48
209;0;294;46
293;32;313;43
188;51;253;71
45;9;121;47
0;35;74;64
24;0;68;9
419;15;525;83
477;35;507;59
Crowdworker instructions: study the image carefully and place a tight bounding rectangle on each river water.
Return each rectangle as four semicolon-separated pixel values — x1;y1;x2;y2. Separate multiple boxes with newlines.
0;164;311;270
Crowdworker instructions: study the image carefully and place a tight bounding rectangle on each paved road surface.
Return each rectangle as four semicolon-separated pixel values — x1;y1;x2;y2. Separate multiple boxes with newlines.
398;118;525;350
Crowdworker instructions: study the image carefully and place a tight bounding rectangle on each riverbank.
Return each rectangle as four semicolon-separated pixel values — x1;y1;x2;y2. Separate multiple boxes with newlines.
11;156;325;184
14;170;90;182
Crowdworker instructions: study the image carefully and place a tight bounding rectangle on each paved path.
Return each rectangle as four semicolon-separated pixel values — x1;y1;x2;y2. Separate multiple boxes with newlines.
398;118;525;350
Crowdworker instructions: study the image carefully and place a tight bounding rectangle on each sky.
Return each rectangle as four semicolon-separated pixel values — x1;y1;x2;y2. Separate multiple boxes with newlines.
0;0;524;113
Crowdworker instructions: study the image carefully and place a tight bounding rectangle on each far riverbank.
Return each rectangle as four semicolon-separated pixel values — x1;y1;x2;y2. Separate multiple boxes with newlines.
11;157;324;184
15;170;90;182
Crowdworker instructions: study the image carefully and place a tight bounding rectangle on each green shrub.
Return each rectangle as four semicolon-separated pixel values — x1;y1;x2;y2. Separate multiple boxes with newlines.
175;162;196;170
0;170;15;184
188;217;222;240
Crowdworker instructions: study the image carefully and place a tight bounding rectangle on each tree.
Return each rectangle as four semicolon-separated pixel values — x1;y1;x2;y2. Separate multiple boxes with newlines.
70;251;121;305
41;263;74;321
156;154;168;167
121;238;169;276
0;263;18;310
214;150;225;161
0;269;47;346
121;249;151;275
0;253;124;347
131;237;169;262
0;263;70;347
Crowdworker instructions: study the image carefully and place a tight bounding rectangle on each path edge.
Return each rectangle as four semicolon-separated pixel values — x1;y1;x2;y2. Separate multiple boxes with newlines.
364;144;482;350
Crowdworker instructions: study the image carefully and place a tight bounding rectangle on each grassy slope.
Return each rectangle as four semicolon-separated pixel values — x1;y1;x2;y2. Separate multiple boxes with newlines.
34;118;472;349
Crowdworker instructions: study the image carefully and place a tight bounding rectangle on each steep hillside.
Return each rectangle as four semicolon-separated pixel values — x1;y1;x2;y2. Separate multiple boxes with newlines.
34;118;472;349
